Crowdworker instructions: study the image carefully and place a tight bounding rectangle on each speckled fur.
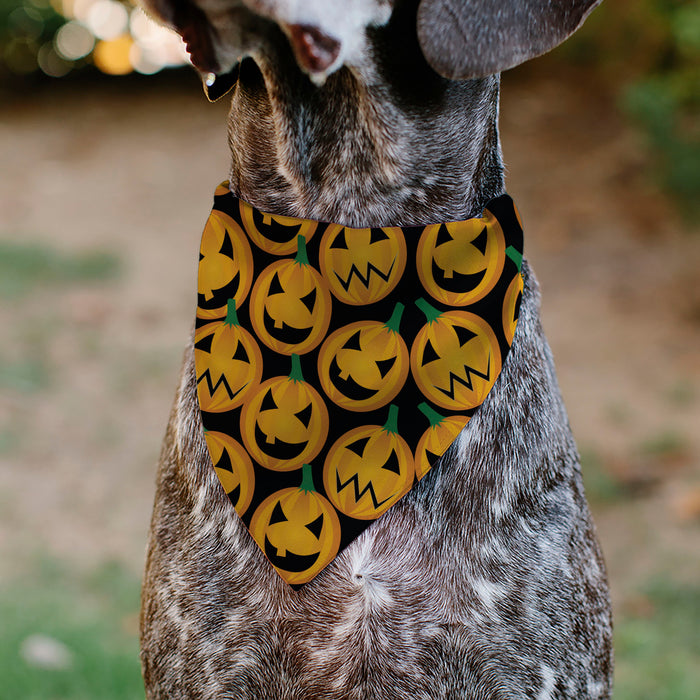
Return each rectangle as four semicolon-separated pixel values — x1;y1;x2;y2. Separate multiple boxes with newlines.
139;1;613;697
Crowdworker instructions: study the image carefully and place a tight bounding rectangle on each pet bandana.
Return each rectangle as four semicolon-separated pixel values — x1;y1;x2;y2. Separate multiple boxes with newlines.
194;181;524;586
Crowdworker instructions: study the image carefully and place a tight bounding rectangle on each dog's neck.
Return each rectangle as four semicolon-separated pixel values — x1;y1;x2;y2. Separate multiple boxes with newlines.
224;12;505;228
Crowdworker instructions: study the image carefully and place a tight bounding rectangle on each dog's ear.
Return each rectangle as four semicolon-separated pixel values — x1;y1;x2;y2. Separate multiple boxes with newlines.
416;0;603;80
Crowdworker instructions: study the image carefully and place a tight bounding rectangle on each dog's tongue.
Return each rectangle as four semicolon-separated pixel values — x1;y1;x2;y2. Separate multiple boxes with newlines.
287;24;341;74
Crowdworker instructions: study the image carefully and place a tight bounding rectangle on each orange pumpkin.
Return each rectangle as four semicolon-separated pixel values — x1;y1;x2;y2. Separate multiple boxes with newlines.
197;210;254;320
416;210;505;306
319;225;407;305
214;181;231;197
410;298;501;411
317;303;409;412
241;354;329;471
249;235;332;355
502;272;523;345
249;464;341;585
323;404;414;520
240;199;318;255
414;402;468;480
204;430;255;515
195;299;263;412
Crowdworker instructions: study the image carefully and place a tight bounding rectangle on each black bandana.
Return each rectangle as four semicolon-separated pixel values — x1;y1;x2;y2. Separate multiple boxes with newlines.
194;182;524;585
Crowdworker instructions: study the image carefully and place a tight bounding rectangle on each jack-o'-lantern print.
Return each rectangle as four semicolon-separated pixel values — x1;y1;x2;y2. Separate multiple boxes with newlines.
249;464;341;585
214;181;231;197
197;210;254;320
195;300;263;412
204;430;255;515
317;303;409;412
249;235;332;355
411;298;501;412
323;405;414;520
241;354;329;471
417;209;505;306
240;199;318;255
319;225;407;305
414;402;468;480
502;272;523;345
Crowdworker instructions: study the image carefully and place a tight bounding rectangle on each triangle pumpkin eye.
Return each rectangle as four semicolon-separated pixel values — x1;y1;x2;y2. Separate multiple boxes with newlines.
260;388;278;412
435;224;453;247
219;231;234;258
329;230;349;250
300;288;317;313
471;226;488;255
454;325;477;346
305;513;324;539
294;403;313;428
214;447;233;472
342;330;363;352
375;356;397;379
345;435;370;457
369;228;390;244
380;449;401;475
232;341;249;363
269;501;287;525
268;272;284;296
194;332;214;353
421;339;440;366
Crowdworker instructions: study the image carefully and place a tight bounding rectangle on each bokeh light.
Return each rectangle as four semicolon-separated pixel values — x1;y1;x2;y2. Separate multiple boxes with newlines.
1;0;190;79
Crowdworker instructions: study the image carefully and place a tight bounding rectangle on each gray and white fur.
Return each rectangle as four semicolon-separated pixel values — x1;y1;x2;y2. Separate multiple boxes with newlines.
138;1;613;697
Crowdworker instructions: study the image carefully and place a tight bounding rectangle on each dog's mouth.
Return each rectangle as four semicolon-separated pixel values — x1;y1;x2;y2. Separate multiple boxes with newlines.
203;64;240;102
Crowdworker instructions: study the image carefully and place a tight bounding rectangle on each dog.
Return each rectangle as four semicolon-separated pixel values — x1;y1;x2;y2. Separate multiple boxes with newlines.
139;1;614;697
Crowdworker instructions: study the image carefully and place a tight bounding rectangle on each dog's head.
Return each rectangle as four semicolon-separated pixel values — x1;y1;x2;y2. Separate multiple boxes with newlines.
141;0;602;95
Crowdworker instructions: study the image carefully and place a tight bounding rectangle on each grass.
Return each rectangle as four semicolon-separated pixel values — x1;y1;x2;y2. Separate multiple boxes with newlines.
0;240;120;299
614;580;700;700
0;559;144;700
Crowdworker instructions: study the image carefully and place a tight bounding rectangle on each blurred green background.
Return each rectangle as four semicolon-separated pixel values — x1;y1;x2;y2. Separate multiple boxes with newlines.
0;1;698;698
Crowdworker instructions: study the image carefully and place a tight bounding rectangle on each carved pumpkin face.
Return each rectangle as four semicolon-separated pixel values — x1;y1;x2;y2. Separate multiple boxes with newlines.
241;355;329;471
317;304;409;412
249;465;341;585
197;211;254;320
323;405;414;520
240;200;318;255
502;272;523;345
250;236;332;355
319;225;407;305
204;430;255;515
414;402;468;480
417;211;505;306
411;299;501;411
194;304;263;412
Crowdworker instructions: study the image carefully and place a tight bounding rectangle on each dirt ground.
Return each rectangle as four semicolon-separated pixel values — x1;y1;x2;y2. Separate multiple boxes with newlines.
0;66;698;617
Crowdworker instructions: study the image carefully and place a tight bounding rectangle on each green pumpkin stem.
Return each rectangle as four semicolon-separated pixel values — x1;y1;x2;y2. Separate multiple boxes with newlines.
418;402;445;428
506;245;523;271
299;464;316;493
295;235;310;266
289;353;305;383
224;298;239;326
415;297;442;324
385;302;405;334
383;404;400;435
